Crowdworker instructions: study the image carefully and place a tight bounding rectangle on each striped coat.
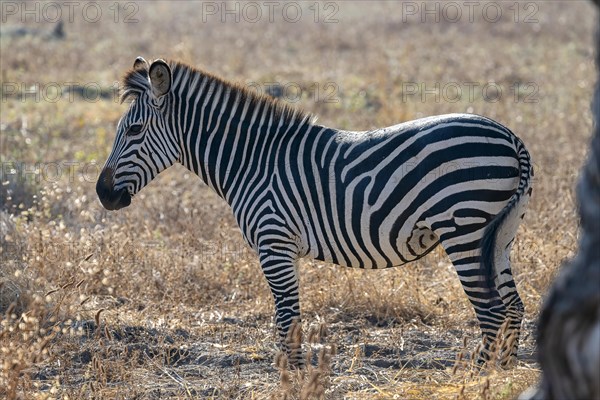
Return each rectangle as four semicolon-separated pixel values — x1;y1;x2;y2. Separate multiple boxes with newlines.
97;58;533;366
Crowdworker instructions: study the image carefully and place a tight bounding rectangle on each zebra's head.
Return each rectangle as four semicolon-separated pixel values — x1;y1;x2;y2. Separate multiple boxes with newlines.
96;57;178;210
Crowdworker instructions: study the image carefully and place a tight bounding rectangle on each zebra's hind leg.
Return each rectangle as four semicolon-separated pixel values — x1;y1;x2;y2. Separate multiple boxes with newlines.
438;226;508;365
259;248;304;368
490;209;528;368
488;244;524;369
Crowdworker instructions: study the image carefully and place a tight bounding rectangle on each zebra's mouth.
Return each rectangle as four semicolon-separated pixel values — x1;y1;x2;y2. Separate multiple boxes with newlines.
98;186;131;211
96;181;131;211
96;167;133;210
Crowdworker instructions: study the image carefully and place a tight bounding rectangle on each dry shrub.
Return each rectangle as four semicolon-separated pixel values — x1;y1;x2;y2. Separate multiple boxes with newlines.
274;322;336;400
0;270;87;399
0;1;596;398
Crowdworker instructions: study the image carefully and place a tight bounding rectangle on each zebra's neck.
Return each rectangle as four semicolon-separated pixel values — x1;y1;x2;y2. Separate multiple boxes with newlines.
171;64;327;204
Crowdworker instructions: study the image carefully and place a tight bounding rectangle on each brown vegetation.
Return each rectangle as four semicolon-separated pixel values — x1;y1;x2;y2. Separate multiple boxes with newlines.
0;1;597;398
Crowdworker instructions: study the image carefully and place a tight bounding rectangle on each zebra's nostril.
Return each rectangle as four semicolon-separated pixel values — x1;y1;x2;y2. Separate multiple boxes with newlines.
96;168;114;197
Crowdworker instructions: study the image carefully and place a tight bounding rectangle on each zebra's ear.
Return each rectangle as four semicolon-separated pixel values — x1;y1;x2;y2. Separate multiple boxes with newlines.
133;56;148;71
148;59;172;98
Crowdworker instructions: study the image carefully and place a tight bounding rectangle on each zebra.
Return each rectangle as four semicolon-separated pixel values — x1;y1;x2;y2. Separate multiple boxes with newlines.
96;57;533;367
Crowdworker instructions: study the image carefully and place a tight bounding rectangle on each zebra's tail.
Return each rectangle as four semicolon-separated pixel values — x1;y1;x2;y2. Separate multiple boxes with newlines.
480;135;533;291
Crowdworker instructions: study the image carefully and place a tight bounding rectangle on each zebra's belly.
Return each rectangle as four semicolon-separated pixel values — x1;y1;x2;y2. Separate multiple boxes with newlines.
306;222;440;269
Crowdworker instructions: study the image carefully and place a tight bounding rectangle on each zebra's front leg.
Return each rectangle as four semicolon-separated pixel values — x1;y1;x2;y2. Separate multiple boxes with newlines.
259;249;304;367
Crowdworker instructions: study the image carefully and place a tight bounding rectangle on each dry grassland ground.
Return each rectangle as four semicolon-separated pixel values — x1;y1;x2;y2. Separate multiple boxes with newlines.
0;1;597;398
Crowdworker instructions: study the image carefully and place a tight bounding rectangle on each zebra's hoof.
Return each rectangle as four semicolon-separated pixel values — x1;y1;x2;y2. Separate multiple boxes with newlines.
500;355;518;369
274;350;306;370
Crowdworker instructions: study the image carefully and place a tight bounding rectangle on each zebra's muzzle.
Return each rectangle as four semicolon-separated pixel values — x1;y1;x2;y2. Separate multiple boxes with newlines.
96;167;132;211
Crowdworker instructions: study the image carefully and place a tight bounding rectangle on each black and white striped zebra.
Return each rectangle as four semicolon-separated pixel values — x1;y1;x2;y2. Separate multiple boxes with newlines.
96;57;533;367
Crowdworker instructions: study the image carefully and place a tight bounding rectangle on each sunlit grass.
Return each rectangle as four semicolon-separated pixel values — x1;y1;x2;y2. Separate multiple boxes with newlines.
0;1;597;398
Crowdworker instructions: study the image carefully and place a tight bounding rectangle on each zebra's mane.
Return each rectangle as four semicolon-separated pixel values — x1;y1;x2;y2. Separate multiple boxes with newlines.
120;67;150;103
120;60;315;126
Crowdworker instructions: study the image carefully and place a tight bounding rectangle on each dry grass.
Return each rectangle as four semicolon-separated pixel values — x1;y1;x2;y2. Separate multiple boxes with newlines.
0;1;597;398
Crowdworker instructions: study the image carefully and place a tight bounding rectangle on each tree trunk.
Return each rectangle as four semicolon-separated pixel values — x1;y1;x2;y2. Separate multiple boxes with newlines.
520;3;600;399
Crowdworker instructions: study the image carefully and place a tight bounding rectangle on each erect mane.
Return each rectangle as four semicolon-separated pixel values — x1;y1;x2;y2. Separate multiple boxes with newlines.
120;67;150;103
120;60;315;126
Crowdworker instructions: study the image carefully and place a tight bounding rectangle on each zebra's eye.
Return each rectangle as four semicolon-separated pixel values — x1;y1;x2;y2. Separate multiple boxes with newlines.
128;124;143;135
